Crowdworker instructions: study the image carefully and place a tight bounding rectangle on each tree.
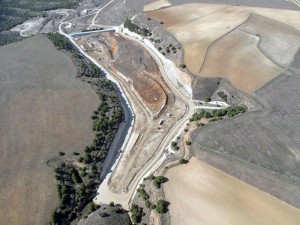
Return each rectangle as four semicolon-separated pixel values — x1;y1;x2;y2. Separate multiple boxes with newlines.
156;200;169;214
50;211;61;224
179;158;189;164
109;201;115;207
204;96;211;102
186;141;192;145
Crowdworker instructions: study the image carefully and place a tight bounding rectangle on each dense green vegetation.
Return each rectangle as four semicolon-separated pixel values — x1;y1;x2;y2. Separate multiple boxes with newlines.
130;204;145;223
0;31;24;46
133;176;170;222
124;18;151;36
190;105;247;122
156;200;169;214
47;33;105;78
47;34;123;225
0;0;78;46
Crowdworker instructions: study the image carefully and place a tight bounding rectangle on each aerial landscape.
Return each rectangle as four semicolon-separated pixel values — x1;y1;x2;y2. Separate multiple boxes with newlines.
0;0;300;224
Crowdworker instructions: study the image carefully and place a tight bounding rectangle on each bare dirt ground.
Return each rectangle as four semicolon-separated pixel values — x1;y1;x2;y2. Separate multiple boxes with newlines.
0;36;99;225
165;158;300;225
77;33;169;115
145;4;300;93
76;32;186;196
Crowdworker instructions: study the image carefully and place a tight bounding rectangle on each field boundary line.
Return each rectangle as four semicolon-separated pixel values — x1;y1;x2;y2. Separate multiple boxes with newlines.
198;12;252;74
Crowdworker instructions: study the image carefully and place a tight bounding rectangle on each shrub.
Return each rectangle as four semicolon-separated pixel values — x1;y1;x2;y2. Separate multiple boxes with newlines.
109;201;115;207
204;96;211;102
156;200;169;214
130;204;144;223
217;91;227;101
179;158;189;164
153;176;168;188
186;141;192;145
99;212;109;217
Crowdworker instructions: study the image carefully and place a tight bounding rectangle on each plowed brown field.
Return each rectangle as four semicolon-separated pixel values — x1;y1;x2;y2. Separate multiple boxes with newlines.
165;158;300;225
0;36;98;225
145;3;300;93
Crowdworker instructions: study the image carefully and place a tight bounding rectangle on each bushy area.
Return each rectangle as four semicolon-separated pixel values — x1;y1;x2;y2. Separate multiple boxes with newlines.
124;18;151;36
47;34;123;225
190;106;247;122
0;0;78;46
47;33;105;78
132;175;170;223
0;31;24;46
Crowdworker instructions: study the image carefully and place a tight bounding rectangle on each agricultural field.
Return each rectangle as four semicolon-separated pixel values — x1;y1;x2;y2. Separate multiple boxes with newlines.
200;29;282;93
164;158;300;225
143;0;172;12
0;36;99;225
145;3;300;93
191;71;300;208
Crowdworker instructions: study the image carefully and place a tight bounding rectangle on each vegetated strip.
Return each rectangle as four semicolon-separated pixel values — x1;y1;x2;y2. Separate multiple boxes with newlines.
132;175;169;223
46;33;123;225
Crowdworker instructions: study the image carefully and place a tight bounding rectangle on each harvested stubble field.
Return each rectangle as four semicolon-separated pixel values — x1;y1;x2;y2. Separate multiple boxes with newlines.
143;0;172;12
191;72;300;208
77;33;169;115
0;36;99;225
200;29;282;93
165;158;300;225
145;3;300;93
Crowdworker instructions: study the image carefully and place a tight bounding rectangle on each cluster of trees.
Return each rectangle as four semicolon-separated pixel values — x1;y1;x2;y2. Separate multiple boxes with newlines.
149;38;162;44
51;164;94;224
0;31;24;46
130;204;145;224
0;0;78;46
47;33;105;78
144;174;168;189
124;18;151;36
48;36;124;224
171;141;180;151
134;177;170;222
190;106;247;122
217;91;228;101
47;33;74;51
